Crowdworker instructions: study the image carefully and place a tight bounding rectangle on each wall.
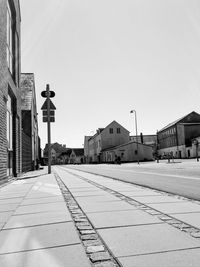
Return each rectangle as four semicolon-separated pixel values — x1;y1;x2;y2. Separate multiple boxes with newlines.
0;0;21;180
101;122;129;150
102;142;153;163
22;131;32;172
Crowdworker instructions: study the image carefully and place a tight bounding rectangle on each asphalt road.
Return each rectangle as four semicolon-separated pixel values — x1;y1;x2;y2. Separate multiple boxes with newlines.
65;159;200;201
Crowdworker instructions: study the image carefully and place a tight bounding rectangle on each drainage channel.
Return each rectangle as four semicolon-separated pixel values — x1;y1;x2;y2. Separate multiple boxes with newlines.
54;170;121;267
59;167;200;240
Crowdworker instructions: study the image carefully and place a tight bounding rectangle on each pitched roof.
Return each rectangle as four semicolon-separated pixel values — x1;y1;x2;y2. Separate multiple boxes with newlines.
20;73;35;110
88;120;129;141
158;111;200;132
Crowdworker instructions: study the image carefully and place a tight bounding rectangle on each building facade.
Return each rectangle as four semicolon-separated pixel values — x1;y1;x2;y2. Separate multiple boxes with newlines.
0;0;21;180
102;141;153;163
21;73;39;171
157;111;200;158
85;121;130;163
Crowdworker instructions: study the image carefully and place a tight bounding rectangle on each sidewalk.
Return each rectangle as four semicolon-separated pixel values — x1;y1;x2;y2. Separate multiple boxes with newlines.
0;167;200;266
0;170;91;267
55;166;200;267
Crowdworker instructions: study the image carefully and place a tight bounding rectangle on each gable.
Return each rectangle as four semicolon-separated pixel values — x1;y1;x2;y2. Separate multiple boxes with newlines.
102;120;129;135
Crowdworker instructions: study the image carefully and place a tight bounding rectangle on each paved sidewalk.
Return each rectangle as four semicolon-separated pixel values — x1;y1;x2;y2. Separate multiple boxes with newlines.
1;167;200;266
55;166;200;267
0;171;91;267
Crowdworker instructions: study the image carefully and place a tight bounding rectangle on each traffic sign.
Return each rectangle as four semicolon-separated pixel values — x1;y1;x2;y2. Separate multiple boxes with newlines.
42;110;55;116
43;117;55;123
41;90;55;98
41;99;56;110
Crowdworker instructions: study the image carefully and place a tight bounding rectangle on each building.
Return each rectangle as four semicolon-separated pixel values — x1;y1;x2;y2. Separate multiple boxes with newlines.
102;141;153;163
21;73;39;171
85;121;130;163
69;149;84;164
43;143;70;165
157;111;200;158
130;134;157;154
0;0;21;180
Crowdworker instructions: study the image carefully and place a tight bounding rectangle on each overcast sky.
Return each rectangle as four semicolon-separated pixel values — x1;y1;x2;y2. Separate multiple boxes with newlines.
20;0;200;149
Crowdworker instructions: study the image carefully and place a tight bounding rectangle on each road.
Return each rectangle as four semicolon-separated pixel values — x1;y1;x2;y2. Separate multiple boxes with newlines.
65;159;200;201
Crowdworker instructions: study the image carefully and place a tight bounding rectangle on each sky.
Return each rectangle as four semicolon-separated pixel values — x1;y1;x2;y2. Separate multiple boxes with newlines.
20;0;200;149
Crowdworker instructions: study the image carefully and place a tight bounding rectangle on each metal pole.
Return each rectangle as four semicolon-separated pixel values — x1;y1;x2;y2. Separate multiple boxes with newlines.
47;84;51;174
134;110;139;164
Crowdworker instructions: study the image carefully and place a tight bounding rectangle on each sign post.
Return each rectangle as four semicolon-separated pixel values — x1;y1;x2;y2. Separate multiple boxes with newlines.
47;85;51;174
41;85;56;174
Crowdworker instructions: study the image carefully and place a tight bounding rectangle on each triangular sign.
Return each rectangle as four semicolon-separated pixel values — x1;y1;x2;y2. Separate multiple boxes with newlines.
41;99;56;110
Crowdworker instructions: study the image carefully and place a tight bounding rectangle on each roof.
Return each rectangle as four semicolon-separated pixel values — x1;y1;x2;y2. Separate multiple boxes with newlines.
158;111;200;132
71;148;84;156
88;120;129;141
20;73;35;110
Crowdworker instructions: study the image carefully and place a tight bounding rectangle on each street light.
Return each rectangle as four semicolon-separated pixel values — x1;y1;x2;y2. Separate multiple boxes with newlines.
130;110;139;164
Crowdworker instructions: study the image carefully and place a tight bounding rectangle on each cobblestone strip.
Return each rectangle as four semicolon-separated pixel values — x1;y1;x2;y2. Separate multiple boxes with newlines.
54;171;121;267
62;168;200;240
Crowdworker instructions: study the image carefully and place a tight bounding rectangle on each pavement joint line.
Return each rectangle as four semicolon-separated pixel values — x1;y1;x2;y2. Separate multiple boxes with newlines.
1;220;72;231
19;200;65;206
60;167;200;240
0;242;81;256
116;246;200;259
93;222;163;230
0;177;46;232
53;170;121;267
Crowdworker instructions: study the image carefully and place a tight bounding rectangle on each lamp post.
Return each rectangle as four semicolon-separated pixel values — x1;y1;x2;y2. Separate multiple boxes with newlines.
130;110;139;164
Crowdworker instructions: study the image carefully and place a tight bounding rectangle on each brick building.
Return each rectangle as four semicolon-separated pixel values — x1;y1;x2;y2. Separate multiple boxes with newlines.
0;0;21;180
21;73;39;171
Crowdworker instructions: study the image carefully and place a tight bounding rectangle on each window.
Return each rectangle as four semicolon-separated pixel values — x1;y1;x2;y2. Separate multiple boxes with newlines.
7;95;13;150
117;128;121;134
109;128;113;134
7;1;13;74
7;0;17;81
7;94;13;176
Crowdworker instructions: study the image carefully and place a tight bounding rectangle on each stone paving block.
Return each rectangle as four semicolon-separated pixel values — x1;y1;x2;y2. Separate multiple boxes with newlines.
86;245;105;253
87;209;162;229
0;244;91;267
98;224;200;257
0;192;28;199
20;196;64;206
0;222;80;254
94;261;117;267
79;200;137;213
118;248;200;267
72;191;110;197
0;203;19;212
0;211;13;223
76;195;120;203
4;210;72;229
70;188;103;192
90;252;111;263
148;202;200;214
172;213;200;229
24;191;61;199
0;197;23;204
14;202;67;215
